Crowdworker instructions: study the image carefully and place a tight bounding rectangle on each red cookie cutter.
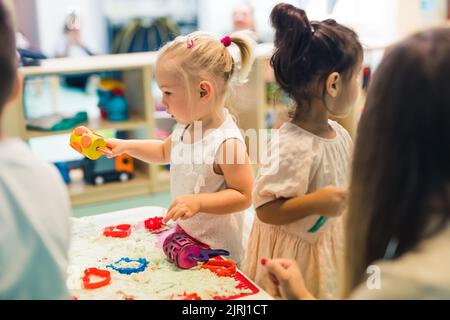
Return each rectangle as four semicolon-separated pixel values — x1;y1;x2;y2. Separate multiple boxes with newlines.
201;259;236;277
103;224;132;238
83;268;111;290
144;217;163;231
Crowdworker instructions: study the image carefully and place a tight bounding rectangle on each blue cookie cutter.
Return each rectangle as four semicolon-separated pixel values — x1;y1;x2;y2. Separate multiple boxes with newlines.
107;257;148;275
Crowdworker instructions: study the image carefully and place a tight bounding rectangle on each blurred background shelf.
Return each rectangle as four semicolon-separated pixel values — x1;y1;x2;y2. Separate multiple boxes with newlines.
5;52;173;207
19;52;157;76
68;169;152;206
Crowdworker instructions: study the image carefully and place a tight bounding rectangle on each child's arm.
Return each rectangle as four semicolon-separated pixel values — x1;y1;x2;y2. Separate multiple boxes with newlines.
256;186;348;226
106;136;171;164
163;139;253;223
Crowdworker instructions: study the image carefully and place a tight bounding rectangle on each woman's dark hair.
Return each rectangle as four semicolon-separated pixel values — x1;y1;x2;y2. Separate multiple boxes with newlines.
270;3;363;109
0;0;17;111
343;28;450;297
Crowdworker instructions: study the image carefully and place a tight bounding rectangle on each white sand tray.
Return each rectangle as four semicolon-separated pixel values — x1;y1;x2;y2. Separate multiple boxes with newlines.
67;211;256;300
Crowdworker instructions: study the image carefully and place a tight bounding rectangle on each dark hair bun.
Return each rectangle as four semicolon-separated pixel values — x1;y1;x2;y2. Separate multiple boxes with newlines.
271;3;313;48
269;3;363;108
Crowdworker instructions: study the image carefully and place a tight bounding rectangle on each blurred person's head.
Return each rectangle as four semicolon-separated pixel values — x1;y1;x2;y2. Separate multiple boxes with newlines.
270;3;363;119
63;10;82;44
155;31;254;125
344;28;450;297
233;2;256;33
0;0;19;119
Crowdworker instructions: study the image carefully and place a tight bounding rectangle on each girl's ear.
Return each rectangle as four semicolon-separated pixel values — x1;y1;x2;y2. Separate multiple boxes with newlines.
199;81;212;102
326;72;341;98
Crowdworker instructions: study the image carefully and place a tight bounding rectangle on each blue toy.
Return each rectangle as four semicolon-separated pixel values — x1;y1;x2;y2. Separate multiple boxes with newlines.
54;162;71;184
97;79;129;122
53;160;84;184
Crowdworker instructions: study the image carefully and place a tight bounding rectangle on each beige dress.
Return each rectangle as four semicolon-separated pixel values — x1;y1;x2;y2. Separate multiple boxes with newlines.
244;120;353;299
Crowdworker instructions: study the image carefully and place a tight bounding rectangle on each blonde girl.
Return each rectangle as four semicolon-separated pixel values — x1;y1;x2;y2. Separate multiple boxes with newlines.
107;32;255;264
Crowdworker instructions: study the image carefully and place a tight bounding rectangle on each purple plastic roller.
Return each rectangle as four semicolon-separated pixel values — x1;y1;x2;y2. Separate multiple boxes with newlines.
163;232;229;269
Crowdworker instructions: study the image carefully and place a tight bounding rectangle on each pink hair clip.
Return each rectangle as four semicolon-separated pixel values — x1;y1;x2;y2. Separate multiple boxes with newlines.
220;36;232;48
187;38;194;49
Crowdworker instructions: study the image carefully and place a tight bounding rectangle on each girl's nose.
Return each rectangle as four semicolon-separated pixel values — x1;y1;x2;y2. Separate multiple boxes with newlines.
161;98;169;109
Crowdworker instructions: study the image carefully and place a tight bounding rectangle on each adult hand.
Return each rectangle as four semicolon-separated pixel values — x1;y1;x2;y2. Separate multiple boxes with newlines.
262;258;316;300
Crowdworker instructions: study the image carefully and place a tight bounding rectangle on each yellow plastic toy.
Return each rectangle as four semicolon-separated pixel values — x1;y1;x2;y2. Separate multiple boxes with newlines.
70;126;112;160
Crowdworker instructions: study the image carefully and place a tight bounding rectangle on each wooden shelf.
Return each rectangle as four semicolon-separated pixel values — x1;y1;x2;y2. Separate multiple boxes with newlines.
25;114;150;139
20;52;158;76
69;170;152;206
4;52;166;206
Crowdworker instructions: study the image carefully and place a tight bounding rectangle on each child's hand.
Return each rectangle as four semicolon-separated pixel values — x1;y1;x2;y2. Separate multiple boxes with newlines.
163;195;201;223
262;258;315;300
105;139;129;158
312;186;348;217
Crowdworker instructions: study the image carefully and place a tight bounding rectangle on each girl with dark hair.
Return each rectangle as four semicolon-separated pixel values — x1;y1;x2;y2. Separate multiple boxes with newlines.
244;3;363;299
262;27;450;300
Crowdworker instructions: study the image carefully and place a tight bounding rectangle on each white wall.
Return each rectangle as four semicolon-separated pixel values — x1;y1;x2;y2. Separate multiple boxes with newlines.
36;0;108;57
102;0;197;22
396;0;447;40
32;0;449;56
199;0;448;48
198;0;299;42
198;0;398;47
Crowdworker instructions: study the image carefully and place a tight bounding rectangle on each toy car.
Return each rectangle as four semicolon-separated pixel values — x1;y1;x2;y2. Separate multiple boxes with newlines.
83;153;134;186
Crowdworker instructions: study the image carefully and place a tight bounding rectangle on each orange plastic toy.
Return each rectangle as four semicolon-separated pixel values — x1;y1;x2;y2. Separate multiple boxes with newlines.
201;259;236;277
70;126;112;160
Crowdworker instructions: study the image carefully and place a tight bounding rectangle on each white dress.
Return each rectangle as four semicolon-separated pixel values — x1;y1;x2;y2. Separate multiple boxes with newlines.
170;109;246;264
244;120;353;299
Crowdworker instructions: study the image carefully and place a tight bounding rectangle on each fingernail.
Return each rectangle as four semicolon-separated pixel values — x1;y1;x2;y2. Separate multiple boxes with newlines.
261;258;267;266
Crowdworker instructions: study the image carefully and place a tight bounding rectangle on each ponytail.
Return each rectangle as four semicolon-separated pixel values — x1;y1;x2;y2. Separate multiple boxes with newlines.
230;32;255;84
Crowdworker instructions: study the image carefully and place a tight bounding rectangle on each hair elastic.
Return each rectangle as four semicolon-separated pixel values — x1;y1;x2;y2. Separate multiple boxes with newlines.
220;36;232;48
187;38;194;49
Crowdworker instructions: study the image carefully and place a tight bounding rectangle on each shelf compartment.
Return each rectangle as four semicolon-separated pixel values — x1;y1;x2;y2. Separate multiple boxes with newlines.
19;52;158;77
69;169;151;206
